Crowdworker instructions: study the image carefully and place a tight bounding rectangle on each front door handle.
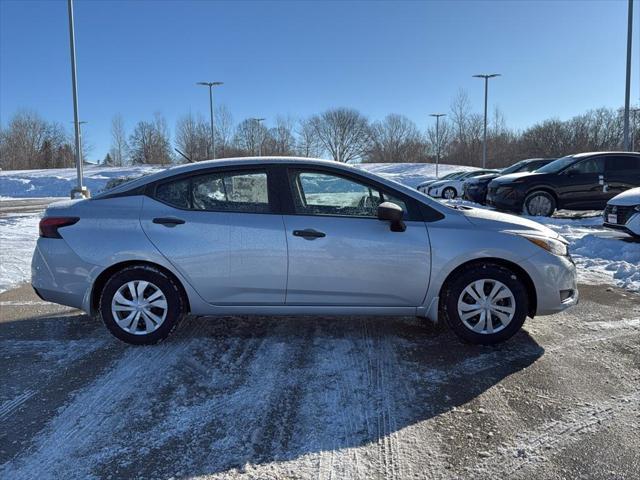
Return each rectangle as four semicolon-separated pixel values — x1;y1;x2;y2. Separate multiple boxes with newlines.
153;217;185;226
293;229;326;239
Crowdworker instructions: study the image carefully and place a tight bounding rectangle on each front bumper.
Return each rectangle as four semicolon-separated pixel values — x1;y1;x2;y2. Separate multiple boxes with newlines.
31;238;96;312
521;250;579;316
486;185;526;212
463;184;488;204
603;208;640;238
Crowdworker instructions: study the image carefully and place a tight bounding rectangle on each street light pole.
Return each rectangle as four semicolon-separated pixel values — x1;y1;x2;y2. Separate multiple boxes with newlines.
473;73;501;169
197;81;223;159
67;0;88;198
623;0;634;150
250;118;266;156
429;113;446;178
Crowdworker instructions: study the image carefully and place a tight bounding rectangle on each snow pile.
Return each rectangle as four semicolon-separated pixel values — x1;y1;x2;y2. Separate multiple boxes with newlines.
357;163;475;187
0;213;40;293
0;165;162;198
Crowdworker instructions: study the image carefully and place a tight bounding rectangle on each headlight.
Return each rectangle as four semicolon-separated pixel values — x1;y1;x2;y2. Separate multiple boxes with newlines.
517;233;568;256
635;205;640;212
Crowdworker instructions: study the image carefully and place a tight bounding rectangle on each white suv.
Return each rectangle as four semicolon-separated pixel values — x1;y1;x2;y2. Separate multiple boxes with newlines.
603;187;640;238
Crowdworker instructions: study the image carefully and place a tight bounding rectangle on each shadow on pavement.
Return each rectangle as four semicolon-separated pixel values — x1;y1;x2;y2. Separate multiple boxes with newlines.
0;311;544;478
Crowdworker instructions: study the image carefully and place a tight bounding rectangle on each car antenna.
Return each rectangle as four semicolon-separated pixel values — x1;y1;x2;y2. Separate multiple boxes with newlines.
174;148;194;163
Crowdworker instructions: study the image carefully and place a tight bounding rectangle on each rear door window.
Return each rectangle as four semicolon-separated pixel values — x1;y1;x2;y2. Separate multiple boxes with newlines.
154;170;270;213
606;156;640;173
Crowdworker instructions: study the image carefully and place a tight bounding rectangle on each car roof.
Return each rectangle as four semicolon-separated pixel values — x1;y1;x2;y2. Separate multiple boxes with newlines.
93;157;359;198
572;151;640;158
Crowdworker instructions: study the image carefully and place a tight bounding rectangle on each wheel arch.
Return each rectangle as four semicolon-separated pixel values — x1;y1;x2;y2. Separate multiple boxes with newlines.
525;186;559;206
439;257;537;318
90;260;191;315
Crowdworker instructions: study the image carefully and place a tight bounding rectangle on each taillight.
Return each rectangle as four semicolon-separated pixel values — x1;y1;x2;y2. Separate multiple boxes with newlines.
39;217;79;238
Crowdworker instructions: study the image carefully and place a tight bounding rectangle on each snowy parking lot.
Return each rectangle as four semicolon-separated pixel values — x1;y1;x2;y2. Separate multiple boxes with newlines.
1;163;639;479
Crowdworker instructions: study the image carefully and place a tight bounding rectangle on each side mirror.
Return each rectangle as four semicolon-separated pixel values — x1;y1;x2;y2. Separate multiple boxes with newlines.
377;202;406;232
565;167;580;176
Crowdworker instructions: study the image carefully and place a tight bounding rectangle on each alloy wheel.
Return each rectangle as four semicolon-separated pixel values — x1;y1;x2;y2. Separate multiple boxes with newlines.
457;279;516;334
527;194;552;216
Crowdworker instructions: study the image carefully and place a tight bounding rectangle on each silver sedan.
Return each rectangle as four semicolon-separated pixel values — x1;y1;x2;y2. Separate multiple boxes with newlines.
32;157;578;345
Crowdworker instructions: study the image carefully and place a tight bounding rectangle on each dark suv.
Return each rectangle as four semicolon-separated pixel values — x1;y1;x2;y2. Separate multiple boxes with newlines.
463;158;554;205
486;152;640;216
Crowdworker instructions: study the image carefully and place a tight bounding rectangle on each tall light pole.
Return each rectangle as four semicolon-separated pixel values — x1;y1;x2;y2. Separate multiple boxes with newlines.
429;113;446;178
250;117;265;156
197;81;223;159
623;0;634;150
473;73;501;168
67;0;88;198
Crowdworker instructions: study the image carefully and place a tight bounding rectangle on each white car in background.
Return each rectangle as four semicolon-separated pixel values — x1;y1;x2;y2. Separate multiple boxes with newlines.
426;169;499;199
603;187;640;238
415;171;467;194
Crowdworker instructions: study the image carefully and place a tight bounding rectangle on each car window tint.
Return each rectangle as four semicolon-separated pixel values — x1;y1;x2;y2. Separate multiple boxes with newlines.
155;178;190;208
192;171;269;212
606;156;640;172
290;171;388;217
573;158;604;174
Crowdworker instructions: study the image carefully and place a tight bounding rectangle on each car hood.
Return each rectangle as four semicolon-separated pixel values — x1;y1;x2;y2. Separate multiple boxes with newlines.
467;173;500;184
428;179;454;188
460;206;560;238
608;187;640;206
490;171;544;185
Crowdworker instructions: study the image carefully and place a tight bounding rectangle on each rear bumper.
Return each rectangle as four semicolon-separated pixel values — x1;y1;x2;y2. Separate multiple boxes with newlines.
31;238;96;312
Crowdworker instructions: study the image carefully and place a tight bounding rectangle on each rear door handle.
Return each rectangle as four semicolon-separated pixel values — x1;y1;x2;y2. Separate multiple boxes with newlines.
153;217;185;226
293;229;326;239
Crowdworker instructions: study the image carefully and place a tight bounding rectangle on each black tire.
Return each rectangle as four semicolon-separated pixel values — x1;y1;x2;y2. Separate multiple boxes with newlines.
524;190;556;217
442;187;457;199
99;265;186;345
441;263;529;345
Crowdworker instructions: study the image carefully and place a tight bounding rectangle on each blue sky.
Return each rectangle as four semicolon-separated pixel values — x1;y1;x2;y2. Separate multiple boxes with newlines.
1;0;638;160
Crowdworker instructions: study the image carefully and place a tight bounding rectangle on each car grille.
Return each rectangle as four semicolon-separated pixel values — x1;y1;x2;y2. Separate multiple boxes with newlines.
604;204;637;225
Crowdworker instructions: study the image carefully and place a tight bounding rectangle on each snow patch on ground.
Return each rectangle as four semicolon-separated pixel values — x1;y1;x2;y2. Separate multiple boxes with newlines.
0;165;161;198
0;213;40;293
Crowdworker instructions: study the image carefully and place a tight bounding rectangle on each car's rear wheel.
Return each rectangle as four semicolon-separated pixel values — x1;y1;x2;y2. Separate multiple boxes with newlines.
441;263;529;344
524;190;556;217
99;265;185;345
442;187;457;199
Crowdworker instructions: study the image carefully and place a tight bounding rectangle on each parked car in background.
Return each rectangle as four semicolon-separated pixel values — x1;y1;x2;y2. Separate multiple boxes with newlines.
487;152;640;216
603;187;640;238
463;158;554;205
426;169;499;199
416;170;467;194
32;157;577;346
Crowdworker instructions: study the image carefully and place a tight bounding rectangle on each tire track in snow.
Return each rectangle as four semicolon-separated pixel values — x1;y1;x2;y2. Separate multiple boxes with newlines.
470;390;640;479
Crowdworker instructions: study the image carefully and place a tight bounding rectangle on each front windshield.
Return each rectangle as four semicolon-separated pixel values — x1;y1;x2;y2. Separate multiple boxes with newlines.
535;155;575;174
502;160;527;174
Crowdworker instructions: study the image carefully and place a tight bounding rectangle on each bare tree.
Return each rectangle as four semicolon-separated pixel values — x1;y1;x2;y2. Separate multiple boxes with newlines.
110;114;128;166
0;110;74;170
367;114;426;163
266;116;296;156
129;113;173;165
296;118;323;158
175;112;209;162
233;118;268;155
214;104;234;158
309;108;370;163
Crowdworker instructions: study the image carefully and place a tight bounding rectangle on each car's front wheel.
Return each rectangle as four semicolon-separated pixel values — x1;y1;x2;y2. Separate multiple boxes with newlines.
99;265;186;345
442;187;457;199
441;263;529;344
524;190;556;216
